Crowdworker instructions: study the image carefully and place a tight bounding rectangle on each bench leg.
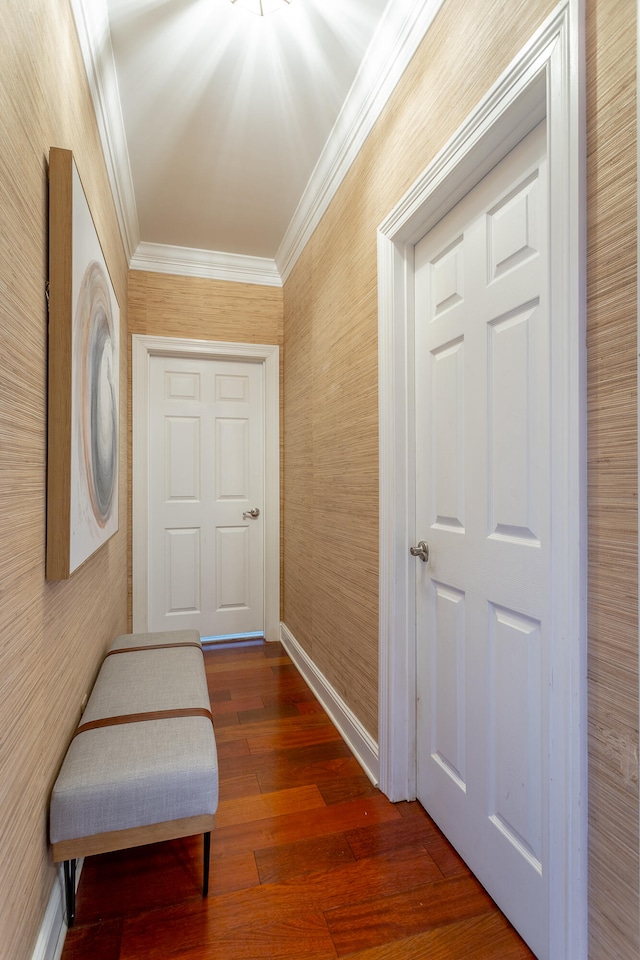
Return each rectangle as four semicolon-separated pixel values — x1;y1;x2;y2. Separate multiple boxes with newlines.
63;859;77;927
203;832;211;897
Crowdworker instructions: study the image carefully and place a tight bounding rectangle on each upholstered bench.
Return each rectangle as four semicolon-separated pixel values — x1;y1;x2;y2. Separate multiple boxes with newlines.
49;630;218;927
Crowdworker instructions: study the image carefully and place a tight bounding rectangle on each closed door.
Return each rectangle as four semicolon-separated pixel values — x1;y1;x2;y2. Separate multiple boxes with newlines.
148;355;264;639
415;123;549;958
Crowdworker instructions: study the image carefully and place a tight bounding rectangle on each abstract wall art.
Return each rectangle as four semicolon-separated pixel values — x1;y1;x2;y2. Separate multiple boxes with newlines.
47;148;119;579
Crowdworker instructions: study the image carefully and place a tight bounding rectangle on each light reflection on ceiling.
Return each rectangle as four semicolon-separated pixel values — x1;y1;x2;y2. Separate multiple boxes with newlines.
105;0;390;259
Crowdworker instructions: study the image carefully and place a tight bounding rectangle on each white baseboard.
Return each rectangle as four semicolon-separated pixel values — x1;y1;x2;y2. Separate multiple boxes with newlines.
279;623;380;787
31;860;83;960
31;875;65;960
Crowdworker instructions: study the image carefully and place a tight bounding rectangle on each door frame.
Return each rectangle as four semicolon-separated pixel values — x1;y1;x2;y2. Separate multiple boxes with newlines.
132;334;280;640
377;2;586;957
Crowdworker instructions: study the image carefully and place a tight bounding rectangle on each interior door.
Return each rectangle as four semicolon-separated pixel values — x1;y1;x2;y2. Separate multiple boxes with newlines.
147;355;264;639
414;123;549;958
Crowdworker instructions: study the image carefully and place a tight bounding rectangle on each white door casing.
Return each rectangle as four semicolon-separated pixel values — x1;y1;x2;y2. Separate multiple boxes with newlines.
378;4;586;959
133;335;280;641
148;355;264;638
415;122;549;956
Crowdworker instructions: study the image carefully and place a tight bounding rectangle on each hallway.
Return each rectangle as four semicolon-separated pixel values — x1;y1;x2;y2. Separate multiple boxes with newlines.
61;640;534;959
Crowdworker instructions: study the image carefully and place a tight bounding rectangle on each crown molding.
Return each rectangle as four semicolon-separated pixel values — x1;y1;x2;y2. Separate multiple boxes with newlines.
69;0;139;261
130;242;282;287
275;0;446;282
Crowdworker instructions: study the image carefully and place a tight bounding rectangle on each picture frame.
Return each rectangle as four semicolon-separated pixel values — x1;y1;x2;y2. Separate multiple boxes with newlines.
46;148;119;580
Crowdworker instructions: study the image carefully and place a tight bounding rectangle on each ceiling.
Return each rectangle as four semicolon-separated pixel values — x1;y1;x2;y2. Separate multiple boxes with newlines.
77;0;442;281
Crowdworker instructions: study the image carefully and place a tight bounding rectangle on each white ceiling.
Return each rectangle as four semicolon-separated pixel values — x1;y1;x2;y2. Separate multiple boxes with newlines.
106;0;388;259
76;0;444;281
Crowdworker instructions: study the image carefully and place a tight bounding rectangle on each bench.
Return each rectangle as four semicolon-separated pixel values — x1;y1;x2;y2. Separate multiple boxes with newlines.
49;629;218;926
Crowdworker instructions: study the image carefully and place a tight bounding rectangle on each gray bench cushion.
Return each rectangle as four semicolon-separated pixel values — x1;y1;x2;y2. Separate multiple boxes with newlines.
50;718;217;841
81;644;210;722
50;630;218;845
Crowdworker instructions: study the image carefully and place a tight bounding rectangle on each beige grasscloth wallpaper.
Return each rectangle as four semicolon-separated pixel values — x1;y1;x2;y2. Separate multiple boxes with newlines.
0;0;637;958
0;1;129;957
586;0;638;952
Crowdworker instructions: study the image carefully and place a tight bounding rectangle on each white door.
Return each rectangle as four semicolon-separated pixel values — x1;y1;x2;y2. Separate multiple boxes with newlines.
148;354;264;639
415;123;549;958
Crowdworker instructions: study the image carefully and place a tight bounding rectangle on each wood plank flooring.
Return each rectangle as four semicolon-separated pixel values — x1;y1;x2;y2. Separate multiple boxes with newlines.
61;640;534;960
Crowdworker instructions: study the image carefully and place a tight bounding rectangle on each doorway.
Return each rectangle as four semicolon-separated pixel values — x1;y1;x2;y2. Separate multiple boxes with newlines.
132;335;280;641
378;6;585;959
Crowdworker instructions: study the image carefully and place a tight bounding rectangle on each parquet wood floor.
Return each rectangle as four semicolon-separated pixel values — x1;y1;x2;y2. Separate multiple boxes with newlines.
61;640;534;960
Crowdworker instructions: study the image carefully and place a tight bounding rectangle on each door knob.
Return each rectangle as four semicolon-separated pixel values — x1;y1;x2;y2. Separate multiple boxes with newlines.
243;507;260;520
410;540;429;563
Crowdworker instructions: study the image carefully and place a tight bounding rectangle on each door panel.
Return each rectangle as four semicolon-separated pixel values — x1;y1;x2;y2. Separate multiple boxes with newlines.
165;527;200;613
431;338;465;530
489;604;542;865
216;525;250;609
415;122;548;958
216;418;249;499
488;303;540;540
148;355;264;638
166;417;200;499
430;581;466;790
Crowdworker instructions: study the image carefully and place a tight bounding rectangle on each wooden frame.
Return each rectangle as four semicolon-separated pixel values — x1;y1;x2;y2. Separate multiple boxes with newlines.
47;148;120;580
51;813;216;862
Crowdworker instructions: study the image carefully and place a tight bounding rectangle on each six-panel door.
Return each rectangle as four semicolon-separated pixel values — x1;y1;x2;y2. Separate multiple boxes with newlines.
148;355;264;639
415;122;550;959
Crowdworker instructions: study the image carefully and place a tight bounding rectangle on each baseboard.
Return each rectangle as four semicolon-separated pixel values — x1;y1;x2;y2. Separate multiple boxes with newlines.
31;860;83;960
279;623;380;787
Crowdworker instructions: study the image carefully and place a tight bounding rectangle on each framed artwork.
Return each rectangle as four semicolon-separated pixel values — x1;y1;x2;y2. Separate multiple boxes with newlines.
46;148;119;580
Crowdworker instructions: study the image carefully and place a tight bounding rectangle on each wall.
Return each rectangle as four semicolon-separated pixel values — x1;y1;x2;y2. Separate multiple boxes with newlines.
0;2;129;958
586;0;638;955
282;0;637;957
128;272;283;345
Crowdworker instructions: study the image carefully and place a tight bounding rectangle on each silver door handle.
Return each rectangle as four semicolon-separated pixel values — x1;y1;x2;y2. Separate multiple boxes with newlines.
410;541;429;563
243;507;260;520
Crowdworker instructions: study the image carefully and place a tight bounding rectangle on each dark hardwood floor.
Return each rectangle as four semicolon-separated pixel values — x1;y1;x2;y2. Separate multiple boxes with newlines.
61;640;534;960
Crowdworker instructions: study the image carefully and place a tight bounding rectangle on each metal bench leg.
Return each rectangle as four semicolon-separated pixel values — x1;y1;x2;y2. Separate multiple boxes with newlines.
203;832;211;897
63;859;76;927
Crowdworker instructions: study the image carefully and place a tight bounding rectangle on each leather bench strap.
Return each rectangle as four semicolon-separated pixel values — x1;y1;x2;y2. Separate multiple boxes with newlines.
74;707;213;738
105;642;202;657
